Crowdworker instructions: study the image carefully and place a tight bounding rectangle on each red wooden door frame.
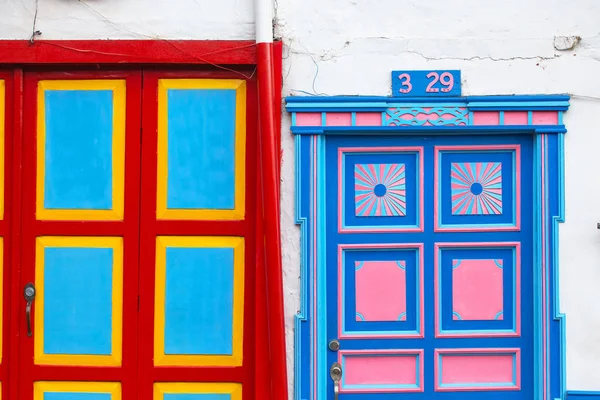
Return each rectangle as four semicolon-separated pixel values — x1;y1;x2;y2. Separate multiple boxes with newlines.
0;39;283;400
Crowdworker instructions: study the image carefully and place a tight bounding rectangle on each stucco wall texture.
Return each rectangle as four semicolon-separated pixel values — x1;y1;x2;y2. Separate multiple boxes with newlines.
3;0;600;397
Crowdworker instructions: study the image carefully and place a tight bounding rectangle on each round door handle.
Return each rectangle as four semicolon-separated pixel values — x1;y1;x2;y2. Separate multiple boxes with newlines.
328;339;340;351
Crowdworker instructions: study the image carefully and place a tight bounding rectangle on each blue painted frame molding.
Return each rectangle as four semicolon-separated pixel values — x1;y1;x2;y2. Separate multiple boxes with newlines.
288;95;570;400
567;392;600;399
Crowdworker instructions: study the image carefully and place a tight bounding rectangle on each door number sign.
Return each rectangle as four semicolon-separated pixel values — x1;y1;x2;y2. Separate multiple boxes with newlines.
391;70;461;97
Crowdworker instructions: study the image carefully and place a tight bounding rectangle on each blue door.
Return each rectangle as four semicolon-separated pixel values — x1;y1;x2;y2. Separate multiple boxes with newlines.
325;134;533;399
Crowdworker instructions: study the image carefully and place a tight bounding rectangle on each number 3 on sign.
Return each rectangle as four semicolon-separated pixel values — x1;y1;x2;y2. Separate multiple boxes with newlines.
392;70;461;97
397;73;412;93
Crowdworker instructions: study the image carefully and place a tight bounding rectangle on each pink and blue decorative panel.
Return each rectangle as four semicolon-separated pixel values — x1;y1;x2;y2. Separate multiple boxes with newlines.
339;244;423;339
339;147;423;233
435;145;520;231
355;261;406;322
386;107;468;126
339;350;424;393
354;164;406;217
453;259;504;321
435;242;521;337
434;348;521;391
450;162;502;215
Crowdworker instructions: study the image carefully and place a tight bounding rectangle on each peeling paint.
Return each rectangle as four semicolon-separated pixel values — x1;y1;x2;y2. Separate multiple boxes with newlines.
554;35;581;51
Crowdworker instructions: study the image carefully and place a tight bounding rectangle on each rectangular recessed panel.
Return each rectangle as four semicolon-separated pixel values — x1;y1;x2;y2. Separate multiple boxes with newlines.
434;145;520;231
157;79;246;220
165;395;230;400
165;247;233;355
45;394;111;400
340;244;423;339
37;80;125;220
341;350;423;393
35;237;123;366
339;147;424;233
154;237;244;366
44;90;112;209
452;259;503;321
435;349;520;391
355;260;406;322
44;247;113;354
154;383;241;400
34;382;120;400
435;243;520;337
167;89;236;209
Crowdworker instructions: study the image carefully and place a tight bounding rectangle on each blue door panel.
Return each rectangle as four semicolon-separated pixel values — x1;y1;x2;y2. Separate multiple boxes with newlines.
325;135;534;399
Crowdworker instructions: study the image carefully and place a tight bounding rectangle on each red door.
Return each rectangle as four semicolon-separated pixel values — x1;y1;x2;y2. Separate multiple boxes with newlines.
138;71;258;400
13;68;257;400
19;70;142;400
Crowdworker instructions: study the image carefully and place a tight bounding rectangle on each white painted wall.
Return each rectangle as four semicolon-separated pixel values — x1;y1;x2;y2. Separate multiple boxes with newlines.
0;0;254;40
275;0;600;396
3;0;600;396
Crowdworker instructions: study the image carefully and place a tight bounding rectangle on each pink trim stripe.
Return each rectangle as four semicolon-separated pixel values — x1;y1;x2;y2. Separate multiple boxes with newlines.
326;112;353;126
532;111;558;125
434;348;521;391
434;145;521;232
339;350;424;393
338;243;424;339
338;146;424;233
296;112;322;126
472;111;500;125
504;111;528;125
434;242;521;338
355;112;382;126
541;134;547;399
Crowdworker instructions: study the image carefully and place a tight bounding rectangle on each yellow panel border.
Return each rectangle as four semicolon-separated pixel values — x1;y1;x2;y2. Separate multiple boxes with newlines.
34;236;123;366
154;236;244;366
156;79;247;221
34;381;121;400
154;382;242;400
36;80;126;221
0;80;4;220
0;239;3;364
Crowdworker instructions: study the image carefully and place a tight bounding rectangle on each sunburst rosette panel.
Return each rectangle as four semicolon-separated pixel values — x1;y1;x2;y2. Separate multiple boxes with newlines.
354;163;406;217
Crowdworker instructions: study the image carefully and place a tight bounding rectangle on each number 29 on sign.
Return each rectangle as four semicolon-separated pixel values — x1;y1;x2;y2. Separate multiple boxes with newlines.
391;70;461;97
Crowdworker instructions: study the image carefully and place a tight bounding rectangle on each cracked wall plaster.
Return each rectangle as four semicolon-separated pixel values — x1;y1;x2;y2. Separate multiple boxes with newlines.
2;0;600;397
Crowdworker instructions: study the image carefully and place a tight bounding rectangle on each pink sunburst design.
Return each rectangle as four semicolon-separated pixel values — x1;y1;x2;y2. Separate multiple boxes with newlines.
450;162;503;215
354;163;406;217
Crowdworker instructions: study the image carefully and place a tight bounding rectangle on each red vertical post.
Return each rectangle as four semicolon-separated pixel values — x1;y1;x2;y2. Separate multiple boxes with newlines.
273;40;283;199
254;144;271;400
257;38;289;400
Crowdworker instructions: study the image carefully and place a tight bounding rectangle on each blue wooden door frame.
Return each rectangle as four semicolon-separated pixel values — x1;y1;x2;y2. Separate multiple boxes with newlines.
287;95;570;400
